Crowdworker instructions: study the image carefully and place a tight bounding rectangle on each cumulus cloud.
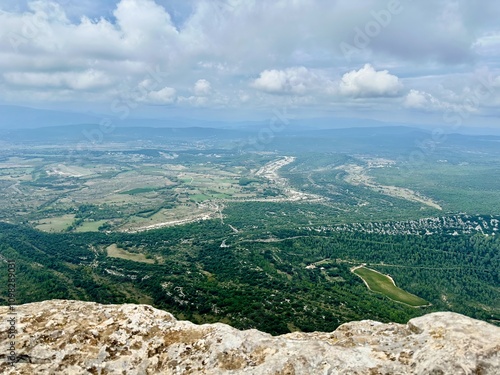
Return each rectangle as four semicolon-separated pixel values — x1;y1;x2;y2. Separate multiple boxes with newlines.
114;0;178;43
194;79;211;96
404;90;431;109
177;95;209;107
131;78;177;105
403;89;477;113
141;86;177;105
251;67;319;95
0;0;499;122
339;64;403;98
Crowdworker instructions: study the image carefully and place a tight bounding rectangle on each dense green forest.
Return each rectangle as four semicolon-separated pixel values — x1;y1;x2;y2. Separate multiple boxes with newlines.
1;218;498;335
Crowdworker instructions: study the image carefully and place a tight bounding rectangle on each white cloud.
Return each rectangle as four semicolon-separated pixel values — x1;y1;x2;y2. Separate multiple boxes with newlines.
0;0;499;123
403;89;430;109
141;86;177;104
251;67;318;95
194;79;211;96
3;70;112;90
114;0;178;41
339;64;403;98
178;95;208;107
403;89;478;113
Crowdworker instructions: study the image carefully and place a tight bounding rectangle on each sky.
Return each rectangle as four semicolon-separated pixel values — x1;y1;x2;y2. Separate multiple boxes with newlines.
1;0;500;128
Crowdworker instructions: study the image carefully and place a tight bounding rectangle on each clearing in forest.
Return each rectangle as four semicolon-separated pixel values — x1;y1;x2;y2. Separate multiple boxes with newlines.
106;244;155;264
352;266;429;307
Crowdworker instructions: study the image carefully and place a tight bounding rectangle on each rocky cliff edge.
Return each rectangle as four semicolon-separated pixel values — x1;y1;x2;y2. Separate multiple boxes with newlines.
1;300;499;374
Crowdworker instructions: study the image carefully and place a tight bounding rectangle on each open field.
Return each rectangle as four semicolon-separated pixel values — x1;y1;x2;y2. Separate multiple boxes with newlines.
0;151;333;232
74;220;108;232
106;244;155;264
0;150;287;231
34;214;75;232
1;128;499;231
352;266;429;307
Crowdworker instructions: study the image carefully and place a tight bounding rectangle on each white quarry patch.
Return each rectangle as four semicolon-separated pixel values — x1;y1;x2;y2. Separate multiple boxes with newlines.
254;156;324;203
336;162;443;210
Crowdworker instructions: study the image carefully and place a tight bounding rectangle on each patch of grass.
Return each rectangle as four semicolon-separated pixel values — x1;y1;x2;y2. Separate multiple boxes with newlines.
191;193;210;202
106;244;155;264
74;220;108;232
208;192;231;199
238;177;259;186
353;266;428;307
287;322;301;332
120;187;160;195
35;214;75;232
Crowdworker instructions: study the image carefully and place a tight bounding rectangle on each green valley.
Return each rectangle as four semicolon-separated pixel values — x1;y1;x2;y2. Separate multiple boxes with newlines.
0;126;499;335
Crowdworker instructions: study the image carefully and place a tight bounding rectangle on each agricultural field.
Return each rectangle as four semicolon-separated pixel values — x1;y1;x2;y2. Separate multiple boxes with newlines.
2;145;499;234
34;214;75;232
1;125;500;233
0;148;290;232
106;244;155;264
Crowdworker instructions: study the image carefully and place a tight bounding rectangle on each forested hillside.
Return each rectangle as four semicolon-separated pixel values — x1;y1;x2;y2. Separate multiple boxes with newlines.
1;218;498;335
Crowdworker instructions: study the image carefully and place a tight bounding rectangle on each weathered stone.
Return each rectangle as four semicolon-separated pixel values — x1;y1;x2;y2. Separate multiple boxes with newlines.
1;300;499;374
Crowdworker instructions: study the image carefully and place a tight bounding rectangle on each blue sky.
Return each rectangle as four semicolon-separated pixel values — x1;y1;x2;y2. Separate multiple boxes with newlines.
1;0;500;128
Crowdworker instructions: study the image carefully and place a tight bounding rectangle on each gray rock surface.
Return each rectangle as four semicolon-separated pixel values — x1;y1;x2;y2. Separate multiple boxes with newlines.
1;300;499;374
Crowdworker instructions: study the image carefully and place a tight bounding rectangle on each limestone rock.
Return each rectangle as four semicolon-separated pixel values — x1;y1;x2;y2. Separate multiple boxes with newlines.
1;300;499;374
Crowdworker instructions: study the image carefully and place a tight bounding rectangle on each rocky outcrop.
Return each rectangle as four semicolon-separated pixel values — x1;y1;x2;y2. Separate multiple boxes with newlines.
1;300;499;374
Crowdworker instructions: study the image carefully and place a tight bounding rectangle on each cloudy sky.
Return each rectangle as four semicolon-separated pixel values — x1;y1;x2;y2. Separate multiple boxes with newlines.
1;0;500;127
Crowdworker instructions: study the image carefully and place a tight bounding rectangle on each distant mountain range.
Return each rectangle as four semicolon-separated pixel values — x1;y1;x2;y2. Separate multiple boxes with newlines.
0;105;211;129
1;105;499;135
